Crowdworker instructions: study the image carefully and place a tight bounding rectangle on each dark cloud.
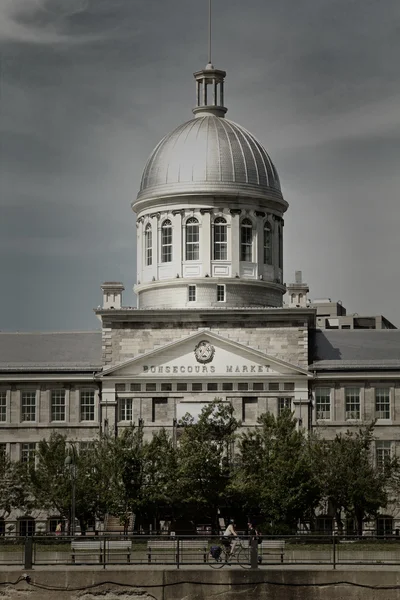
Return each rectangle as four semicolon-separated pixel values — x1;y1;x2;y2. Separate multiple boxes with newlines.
1;0;400;330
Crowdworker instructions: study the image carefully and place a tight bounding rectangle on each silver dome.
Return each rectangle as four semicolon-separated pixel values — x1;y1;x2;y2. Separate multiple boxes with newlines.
135;115;284;205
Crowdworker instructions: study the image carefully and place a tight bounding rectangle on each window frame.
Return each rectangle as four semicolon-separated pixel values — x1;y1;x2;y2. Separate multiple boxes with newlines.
315;387;331;421
188;285;196;302
278;397;292;415
185;217;200;261
263;221;272;265
217;284;226;303
145;223;153;266
376;441;392;470
151;397;168;423
21;442;36;464
21;391;36;422
118;397;133;422
375;388;391;420
80;389;95;422
345;387;361;420
161;219;173;263
213;217;228;260
51;389;66;422
240;218;253;262
0;391;6;422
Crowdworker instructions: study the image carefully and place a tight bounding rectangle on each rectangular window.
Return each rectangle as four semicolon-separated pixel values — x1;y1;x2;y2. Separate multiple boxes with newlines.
268;382;280;391
188;285;196;302
0;391;6;422
79;441;94;456
119;398;133;421
145;227;152;266
161;221;173;263
240;223;253;261
376;441;392;469
115;383;126;392
21;391;36;422
217;285;225;302
284;382;295;391
242;397;257;422
185;220;200;260
253;382;264;391
152;398;168;422
207;383;218;392
345;388;360;420
375;388;390;419
238;382;249;391
213;220;227;260
222;382;233;391
161;383;172;392
21;443;36;464
51;390;66;422
177;383;187;392
80;389;95;421
0;444;6;459
146;383;157;392
278;397;292;415
315;387;331;420
192;383;202;392
130;383;141;392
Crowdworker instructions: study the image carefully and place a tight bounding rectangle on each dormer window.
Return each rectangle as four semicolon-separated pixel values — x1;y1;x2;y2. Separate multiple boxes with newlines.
161;219;172;263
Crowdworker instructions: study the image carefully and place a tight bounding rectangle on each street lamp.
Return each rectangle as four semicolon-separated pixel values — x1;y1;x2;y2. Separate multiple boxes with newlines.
64;454;76;537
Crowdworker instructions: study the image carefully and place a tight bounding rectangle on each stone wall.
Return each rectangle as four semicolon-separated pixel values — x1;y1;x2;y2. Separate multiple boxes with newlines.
4;569;400;600
102;317;309;369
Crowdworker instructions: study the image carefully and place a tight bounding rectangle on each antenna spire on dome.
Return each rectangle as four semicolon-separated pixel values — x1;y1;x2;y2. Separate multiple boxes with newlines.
208;0;213;68
193;1;227;119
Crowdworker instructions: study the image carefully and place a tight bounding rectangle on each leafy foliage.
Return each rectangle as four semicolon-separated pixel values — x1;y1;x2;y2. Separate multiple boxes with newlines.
4;404;398;535
232;409;321;533
314;423;398;534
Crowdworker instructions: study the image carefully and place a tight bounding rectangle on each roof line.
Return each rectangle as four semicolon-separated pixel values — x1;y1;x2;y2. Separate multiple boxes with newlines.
0;330;100;336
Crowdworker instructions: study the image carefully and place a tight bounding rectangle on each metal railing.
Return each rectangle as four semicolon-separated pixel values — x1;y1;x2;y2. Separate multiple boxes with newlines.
2;534;400;569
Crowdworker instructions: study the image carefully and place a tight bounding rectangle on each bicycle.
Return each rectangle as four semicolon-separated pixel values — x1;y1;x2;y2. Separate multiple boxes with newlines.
209;538;252;569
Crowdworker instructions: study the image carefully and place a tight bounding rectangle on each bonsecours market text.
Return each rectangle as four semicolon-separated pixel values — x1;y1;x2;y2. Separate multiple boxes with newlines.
142;365;270;374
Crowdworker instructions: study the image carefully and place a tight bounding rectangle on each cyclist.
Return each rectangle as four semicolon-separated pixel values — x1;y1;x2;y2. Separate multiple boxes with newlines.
222;519;238;556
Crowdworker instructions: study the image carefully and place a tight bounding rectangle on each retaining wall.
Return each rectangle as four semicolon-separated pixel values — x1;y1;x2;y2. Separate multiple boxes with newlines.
2;568;400;600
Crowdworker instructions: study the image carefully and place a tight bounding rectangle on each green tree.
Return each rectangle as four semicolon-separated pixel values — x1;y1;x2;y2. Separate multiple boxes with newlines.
141;428;179;527
0;451;31;518
175;399;240;529
315;423;398;535
233;409;321;533
28;433;106;533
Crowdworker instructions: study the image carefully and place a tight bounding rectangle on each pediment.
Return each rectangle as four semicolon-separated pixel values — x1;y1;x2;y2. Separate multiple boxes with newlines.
102;330;310;379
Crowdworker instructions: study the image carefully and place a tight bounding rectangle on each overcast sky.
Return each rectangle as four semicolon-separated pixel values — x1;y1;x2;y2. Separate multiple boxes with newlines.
1;0;400;331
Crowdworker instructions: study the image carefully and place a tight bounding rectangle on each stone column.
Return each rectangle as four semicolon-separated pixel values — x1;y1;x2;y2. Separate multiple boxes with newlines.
151;213;159;281
200;209;212;276
256;212;264;278
172;210;183;277
136;219;142;285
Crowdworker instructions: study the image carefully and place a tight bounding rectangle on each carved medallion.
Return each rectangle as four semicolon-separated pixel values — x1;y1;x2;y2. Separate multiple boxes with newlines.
194;340;215;364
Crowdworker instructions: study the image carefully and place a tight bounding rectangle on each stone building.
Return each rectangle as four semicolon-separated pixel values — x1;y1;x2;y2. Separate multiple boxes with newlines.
1;60;400;535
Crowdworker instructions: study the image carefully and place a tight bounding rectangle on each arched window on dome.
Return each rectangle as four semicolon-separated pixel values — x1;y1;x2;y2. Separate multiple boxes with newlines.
185;218;199;261
263;221;272;265
240;218;253;262
161;219;172;263
213;217;227;260
145;224;152;266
